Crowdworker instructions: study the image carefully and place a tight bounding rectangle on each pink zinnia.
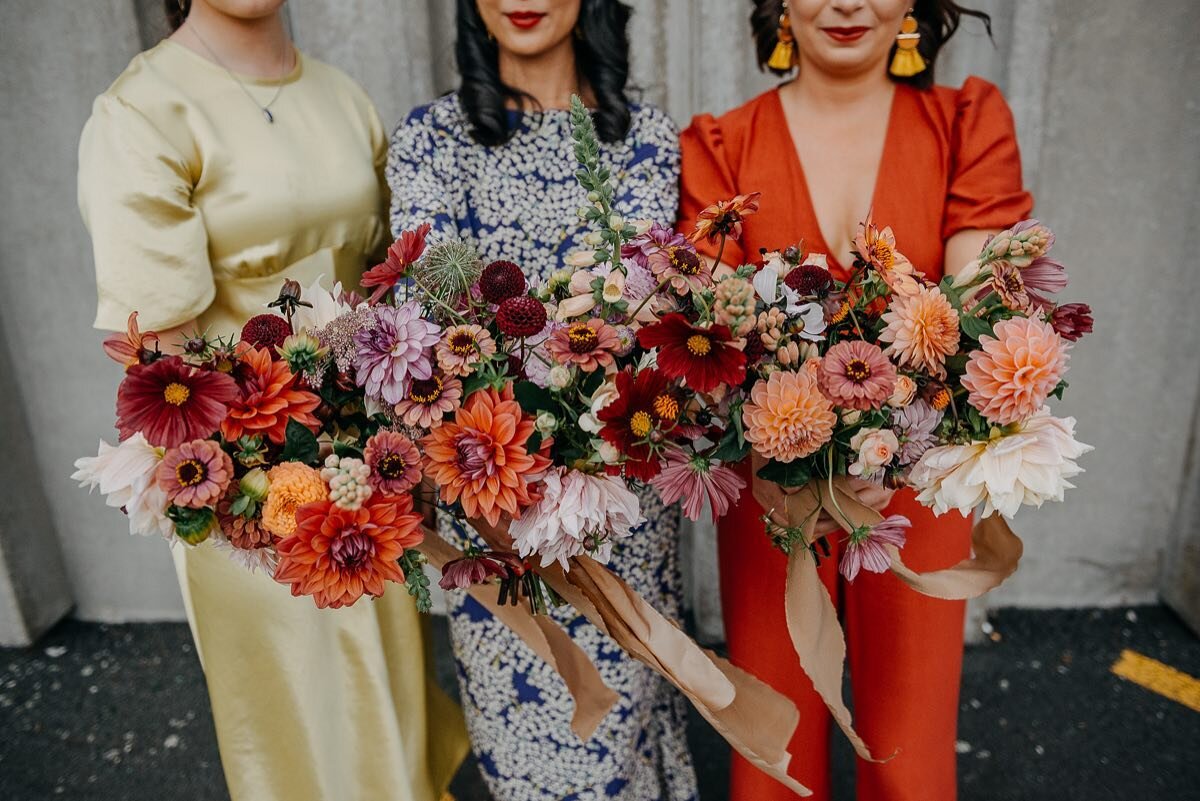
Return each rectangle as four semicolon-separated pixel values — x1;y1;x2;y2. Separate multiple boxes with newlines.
840;515;909;582
363;430;423;495
962;316;1069;425
155;439;234;509
546;319;621;372
818;341;897;411
651;449;746;522
393;373;464;429
354;302;440;404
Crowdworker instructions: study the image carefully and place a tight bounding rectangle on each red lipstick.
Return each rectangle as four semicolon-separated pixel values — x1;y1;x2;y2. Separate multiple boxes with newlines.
822;26;870;44
506;11;547;30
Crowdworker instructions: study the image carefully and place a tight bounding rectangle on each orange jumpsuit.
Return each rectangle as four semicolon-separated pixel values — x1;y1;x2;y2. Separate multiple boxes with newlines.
679;77;1033;800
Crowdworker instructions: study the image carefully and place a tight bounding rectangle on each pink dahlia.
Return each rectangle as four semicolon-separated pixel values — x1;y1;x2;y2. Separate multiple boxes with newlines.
354;302;440;405
363;430;423;495
962;316;1069;425
817;341;897;411
155;439;234;509
650;449;746;522
546;319;620;372
840;515;909;582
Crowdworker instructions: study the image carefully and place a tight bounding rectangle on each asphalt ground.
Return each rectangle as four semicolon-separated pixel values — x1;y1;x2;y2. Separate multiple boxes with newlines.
2;605;1196;801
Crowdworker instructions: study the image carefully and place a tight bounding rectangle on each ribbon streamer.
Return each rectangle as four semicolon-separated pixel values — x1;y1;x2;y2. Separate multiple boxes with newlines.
780;478;1024;763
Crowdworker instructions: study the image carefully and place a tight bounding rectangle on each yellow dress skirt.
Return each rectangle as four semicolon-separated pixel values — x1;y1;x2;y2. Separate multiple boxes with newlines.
78;40;467;801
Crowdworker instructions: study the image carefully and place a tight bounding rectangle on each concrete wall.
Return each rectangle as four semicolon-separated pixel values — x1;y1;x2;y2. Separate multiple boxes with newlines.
0;0;1196;626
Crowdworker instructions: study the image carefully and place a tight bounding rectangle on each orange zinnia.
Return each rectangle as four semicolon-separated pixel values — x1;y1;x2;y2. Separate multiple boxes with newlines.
274;494;423;609
221;346;321;445
422;385;549;527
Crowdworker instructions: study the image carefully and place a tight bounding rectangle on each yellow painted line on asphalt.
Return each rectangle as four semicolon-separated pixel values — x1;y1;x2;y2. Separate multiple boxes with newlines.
1111;649;1200;712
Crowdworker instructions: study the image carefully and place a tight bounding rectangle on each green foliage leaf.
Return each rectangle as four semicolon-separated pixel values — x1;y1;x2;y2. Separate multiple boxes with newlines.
280;419;320;465
400;550;432;613
1050;379;1068;401
756;458;813;489
333;441;365;460
960;314;995;341
938;276;964;312
513;381;555;415
229;495;251;517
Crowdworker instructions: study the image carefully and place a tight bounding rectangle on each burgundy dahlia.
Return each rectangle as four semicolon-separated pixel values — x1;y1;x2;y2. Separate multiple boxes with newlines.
784;263;834;297
496;296;547;338
479;260;527;304
240;314;292;351
1049;303;1094;342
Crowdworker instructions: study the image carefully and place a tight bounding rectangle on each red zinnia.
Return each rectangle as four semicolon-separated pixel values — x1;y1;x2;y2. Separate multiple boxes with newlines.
361;223;432;304
116;356;239;448
596;368;676;481
221;346;321;445
274;494;424;609
636;313;747;394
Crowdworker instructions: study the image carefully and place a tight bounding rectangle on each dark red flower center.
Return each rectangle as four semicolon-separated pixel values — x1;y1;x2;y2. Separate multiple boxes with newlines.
331;529;375;571
669;247;702;276
449;332;477;355
176;459;207;487
408;376;444;405
845;359;872;383
163;382;191;406
377;453;407;480
567;323;600;353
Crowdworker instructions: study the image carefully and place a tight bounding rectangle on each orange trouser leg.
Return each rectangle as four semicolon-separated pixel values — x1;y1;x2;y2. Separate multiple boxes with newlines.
718;465;837;801
843;490;971;801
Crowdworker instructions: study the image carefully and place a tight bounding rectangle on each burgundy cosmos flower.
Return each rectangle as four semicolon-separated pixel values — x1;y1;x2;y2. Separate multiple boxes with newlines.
637;313;747;394
116;356;240;448
361;223;432;304
596;368;679;481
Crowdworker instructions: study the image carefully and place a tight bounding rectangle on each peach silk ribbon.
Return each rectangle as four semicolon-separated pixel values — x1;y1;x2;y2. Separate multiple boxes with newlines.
780;477;1025;764
420;519;816;797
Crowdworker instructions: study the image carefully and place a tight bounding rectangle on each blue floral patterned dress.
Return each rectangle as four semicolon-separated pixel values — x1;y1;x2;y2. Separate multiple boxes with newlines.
387;93;696;801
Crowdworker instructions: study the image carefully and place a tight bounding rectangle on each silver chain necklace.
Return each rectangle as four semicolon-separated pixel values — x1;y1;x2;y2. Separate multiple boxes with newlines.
185;21;291;124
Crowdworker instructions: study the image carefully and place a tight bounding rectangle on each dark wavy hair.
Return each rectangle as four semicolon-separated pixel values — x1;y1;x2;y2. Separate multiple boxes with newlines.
165;0;190;32
455;0;634;146
750;0;992;89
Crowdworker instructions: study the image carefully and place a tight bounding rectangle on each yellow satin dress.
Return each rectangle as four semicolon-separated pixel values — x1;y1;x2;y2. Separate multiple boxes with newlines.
78;40;467;801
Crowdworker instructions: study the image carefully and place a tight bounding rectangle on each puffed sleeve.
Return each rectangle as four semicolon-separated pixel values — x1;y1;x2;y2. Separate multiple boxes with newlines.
617;105;681;227
386;105;461;242
943;77;1035;240
679;114;745;266
78;94;215;332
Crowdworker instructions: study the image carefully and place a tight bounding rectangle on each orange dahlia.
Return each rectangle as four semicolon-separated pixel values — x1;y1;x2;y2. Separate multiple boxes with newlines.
962;316;1069;425
422;385;549;527
274;494;423;609
262;462;327;538
878;284;961;379
743;370;837;462
221;346;321;445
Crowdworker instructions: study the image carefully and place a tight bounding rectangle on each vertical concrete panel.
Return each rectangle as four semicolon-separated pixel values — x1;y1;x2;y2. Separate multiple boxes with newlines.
987;0;1200;607
0;0;187;622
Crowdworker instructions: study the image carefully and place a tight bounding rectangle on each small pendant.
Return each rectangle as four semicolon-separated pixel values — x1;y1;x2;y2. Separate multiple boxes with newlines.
263;108;274;124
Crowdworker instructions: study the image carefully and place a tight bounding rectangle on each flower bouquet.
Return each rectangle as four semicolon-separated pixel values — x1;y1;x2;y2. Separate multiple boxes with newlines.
75;94;1091;796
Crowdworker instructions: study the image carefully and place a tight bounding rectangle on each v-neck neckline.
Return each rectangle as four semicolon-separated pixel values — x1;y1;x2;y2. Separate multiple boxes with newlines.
769;83;902;275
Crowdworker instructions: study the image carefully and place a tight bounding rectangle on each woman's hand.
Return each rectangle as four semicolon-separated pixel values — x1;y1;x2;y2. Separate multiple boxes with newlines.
751;453;895;536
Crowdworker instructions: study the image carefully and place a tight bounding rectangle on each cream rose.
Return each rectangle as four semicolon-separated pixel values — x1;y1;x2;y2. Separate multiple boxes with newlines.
848;428;900;478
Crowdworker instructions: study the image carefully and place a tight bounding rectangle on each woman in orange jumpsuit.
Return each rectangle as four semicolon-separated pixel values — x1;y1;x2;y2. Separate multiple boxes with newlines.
679;1;1032;798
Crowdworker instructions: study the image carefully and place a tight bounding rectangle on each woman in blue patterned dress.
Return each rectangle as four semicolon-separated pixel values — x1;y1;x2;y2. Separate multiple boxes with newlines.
387;2;696;800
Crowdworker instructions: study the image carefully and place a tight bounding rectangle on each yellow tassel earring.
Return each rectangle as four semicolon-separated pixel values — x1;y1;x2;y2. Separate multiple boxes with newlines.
889;10;927;77
767;1;797;72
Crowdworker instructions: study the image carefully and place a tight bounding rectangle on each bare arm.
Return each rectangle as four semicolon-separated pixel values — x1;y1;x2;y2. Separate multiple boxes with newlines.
943;228;1000;279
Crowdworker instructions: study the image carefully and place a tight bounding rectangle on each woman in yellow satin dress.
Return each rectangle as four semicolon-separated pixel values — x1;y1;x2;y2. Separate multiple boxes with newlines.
77;2;467;799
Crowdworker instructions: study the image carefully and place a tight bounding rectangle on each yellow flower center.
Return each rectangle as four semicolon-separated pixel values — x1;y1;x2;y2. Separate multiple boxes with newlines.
176;459;206;487
830;302;851;324
629;411;653;438
930;387;951;410
873;241;894;270
163;382;190;406
652;394;680;422
845;358;871;383
567;323;600;354
686;334;712;356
